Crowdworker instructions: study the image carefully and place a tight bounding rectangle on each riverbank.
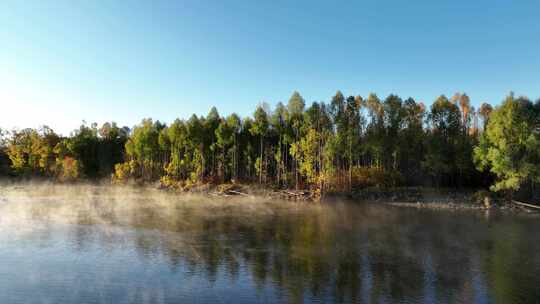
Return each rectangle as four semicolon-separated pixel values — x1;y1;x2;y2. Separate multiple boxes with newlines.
156;181;538;212
1;178;537;212
348;187;540;212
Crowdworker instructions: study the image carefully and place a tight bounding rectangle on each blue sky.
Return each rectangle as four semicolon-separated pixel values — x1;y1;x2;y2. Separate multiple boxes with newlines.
1;0;539;135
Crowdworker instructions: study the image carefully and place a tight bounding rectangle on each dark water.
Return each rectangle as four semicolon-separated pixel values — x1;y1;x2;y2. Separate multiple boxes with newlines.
0;185;539;304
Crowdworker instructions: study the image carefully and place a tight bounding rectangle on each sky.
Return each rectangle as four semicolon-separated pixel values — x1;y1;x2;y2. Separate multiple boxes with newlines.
1;0;539;135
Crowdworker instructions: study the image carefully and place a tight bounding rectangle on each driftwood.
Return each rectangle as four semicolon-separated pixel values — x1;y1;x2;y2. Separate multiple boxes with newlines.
277;190;316;201
512;200;540;210
281;190;306;196
225;190;249;196
211;189;249;197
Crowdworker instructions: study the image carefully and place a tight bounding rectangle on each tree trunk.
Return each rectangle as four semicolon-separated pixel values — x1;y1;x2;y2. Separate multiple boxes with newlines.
259;135;263;184
277;136;281;187
234;136;237;181
349;142;352;192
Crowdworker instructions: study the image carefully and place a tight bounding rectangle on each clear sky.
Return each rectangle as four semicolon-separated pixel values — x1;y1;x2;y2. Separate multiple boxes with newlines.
1;0;539;135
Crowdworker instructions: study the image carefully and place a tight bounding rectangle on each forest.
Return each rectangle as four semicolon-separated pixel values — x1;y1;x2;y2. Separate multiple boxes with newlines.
1;91;539;197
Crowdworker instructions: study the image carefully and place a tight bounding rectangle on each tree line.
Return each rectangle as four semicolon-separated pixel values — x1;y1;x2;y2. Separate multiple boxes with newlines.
1;91;539;196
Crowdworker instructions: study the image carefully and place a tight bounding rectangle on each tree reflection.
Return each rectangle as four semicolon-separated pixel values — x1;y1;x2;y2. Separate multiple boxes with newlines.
17;195;540;303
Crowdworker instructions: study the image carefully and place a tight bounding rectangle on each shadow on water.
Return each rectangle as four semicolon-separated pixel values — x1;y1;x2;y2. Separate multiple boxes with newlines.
0;184;539;303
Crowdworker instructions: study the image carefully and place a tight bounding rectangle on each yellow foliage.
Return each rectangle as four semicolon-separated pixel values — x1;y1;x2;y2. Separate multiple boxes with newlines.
113;160;137;183
56;157;80;182
159;175;184;190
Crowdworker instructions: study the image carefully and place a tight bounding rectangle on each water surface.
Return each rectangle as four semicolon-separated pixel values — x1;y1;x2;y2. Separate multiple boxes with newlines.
0;185;539;303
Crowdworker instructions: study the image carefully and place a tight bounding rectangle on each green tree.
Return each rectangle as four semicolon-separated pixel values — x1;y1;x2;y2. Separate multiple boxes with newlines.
271;102;290;187
400;98;425;182
304;101;333;191
186;115;205;182
474;94;540;193
226;113;242;181
3;90;526;192
6;127;59;176
365;93;384;168
250;106;269;184
241;117;256;180
215;116;234;182
345;95;362;189
67;122;100;177
206;107;221;179
328;91;347;188
163;119;189;180
288;92;306;189
423;95;462;186
290;128;321;187
98;122;129;176
382;94;404;171
123;119;164;181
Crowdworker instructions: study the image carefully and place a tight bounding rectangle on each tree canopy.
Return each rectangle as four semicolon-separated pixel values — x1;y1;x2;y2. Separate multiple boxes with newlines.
1;91;538;199
474;94;540;192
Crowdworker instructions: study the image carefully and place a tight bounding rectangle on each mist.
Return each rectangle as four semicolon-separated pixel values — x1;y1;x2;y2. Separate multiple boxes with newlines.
1;182;539;303
0;182;327;238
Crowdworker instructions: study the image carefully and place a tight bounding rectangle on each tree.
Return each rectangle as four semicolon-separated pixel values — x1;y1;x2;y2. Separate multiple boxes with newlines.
6;127;59;176
345;95;362;189
287;91;305;115
288;92;306;189
226;113;242;181
423;95;462;186
0;128;9;175
240;117;256;180
215;117;235;182
271;102;289;187
67;122;100;177
302;101;334;192
7;129;35;175
400;98;425;183
382;94;404;171
250;106;269;184
53;139;79;182
290;128;321;187
327;91;347;188
474;94;540;193
123;119;163;181
459;93;471;134
98;122;129;176
206;107;221;179
2;90;531;193
365;93;384;168
478;102;494;131
163;119;188;180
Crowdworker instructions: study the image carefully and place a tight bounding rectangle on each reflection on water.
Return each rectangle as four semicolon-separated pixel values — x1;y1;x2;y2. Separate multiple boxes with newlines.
0;185;539;303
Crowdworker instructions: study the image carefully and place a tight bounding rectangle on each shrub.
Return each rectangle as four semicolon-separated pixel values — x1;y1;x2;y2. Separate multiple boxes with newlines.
56;156;80;182
113;160;138;183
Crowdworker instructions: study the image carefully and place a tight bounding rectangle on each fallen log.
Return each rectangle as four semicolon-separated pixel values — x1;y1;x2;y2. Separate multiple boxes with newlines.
512;200;540;210
225;190;249;196
277;190;315;201
281;190;307;196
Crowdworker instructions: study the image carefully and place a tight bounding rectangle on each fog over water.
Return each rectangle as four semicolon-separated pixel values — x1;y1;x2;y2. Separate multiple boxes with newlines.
0;184;539;303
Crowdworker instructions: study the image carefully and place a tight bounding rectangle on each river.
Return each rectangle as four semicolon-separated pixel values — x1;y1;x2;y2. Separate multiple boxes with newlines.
0;184;539;303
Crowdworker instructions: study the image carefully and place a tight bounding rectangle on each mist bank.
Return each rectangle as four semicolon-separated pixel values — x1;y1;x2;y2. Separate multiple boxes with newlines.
1;91;539;204
0;182;324;231
0;179;522;213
